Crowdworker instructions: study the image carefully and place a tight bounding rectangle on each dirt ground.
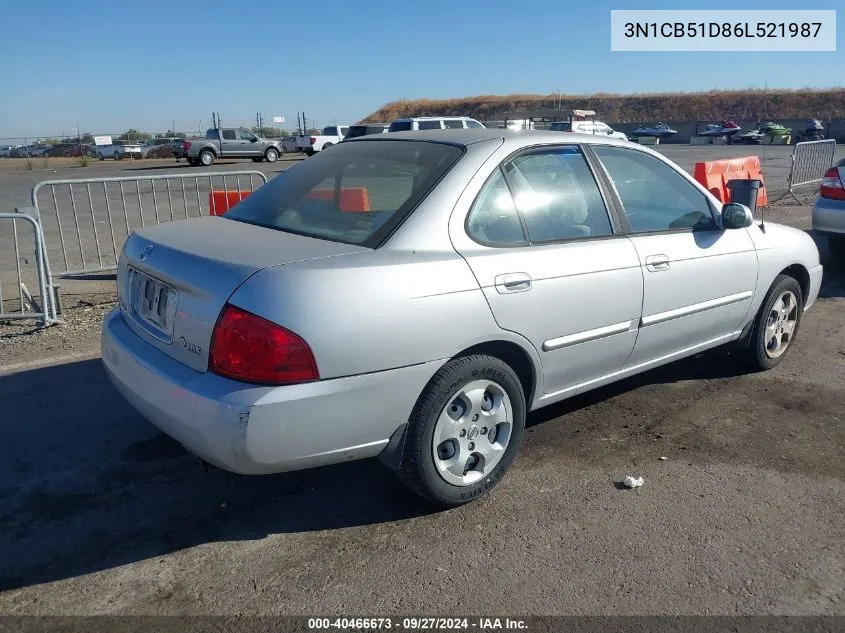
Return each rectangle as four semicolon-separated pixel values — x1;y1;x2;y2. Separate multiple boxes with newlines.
0;154;843;617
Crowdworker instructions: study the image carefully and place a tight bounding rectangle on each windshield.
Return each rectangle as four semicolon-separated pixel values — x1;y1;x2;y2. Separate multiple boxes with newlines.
224;140;463;247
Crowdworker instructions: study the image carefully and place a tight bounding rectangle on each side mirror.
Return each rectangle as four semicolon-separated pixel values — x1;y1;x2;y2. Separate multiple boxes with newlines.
722;203;754;229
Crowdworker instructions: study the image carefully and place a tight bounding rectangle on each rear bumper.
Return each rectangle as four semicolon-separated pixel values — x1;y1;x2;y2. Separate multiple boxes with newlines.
812;197;845;236
101;309;441;474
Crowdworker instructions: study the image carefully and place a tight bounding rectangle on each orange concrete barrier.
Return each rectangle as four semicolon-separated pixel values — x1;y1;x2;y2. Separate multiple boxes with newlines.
305;187;370;212
693;156;768;207
208;190;252;216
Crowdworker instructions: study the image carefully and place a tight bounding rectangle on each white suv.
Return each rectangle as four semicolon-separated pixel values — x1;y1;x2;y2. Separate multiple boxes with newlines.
550;120;628;140
388;117;486;132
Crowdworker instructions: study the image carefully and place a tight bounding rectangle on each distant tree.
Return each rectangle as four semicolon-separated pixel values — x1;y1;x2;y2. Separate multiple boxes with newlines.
117;128;152;141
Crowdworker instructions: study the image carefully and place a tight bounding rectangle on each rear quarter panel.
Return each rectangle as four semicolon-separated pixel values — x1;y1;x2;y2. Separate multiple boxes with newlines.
226;249;518;379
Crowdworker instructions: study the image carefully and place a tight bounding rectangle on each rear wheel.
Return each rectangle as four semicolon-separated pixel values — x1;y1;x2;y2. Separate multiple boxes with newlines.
745;275;803;371
199;150;215;167
113;151;121;160
398;355;526;508
829;236;845;259
264;147;279;163
98;153;105;161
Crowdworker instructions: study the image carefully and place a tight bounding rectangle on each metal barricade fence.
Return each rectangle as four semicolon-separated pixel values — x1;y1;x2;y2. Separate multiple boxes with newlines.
0;211;59;327
30;170;268;278
779;139;837;203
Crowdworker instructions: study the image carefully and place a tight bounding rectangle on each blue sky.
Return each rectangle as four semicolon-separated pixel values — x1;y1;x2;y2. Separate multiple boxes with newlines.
0;0;841;137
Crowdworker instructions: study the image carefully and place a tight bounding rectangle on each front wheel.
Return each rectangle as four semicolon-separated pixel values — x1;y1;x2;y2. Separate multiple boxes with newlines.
264;147;279;163
398;355;526;508
746;275;803;371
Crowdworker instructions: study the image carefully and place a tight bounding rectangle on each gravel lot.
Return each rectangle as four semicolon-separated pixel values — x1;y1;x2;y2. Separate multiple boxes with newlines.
0;146;843;617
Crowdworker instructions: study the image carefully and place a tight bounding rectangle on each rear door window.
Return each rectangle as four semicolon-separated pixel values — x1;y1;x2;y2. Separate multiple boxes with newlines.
417;120;442;130
323;126;338;136
388;121;413;132
222;129;237;140
444;120;465;129
224;141;463;247
340;127;349;136
503;147;613;243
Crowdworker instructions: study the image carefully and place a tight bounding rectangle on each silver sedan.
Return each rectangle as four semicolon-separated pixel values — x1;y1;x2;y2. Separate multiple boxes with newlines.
102;129;823;507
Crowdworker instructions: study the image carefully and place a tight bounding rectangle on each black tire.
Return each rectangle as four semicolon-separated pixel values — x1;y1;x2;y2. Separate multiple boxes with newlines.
113;151;121;161
829;236;845;259
745;274;803;371
251;157;263;163
322;143;333;150
398;354;526;508
198;150;215;167
187;158;198;166
264;147;279;163
98;154;105;161
305;149;314;157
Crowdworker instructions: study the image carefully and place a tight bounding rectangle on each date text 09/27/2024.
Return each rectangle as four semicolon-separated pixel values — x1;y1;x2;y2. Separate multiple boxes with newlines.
624;22;822;39
307;617;528;631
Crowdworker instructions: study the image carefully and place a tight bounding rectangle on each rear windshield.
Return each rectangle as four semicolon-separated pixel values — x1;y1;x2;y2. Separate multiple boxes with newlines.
224;140;464;247
388;121;413;132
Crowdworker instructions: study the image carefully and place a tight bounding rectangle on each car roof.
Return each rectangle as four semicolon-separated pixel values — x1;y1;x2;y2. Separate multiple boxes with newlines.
356;128;634;148
392;116;479;122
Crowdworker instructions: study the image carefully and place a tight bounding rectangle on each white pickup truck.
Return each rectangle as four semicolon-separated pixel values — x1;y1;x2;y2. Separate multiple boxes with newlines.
295;125;350;155
95;140;143;160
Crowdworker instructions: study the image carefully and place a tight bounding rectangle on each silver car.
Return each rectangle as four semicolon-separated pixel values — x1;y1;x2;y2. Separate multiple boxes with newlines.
812;158;845;258
102;129;823;507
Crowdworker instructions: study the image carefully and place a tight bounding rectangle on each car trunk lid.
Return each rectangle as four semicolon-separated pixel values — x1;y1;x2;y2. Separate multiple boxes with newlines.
117;216;368;372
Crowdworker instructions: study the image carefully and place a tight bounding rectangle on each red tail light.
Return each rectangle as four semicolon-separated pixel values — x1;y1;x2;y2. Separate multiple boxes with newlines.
310;136;317;145
820;167;845;200
209;304;319;385
183;140;191;151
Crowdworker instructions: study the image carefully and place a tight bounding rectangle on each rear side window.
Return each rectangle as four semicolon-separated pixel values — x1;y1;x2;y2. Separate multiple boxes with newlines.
418;120;442;130
466;120;484;129
340;127;349;136
224;141;463;247
366;125;386;134
323;126;338;136
466;169;526;246
504;147;613;243
592;145;716;233
444;120;465;129
222;129;237;140
344;126;366;139
389;121;412;132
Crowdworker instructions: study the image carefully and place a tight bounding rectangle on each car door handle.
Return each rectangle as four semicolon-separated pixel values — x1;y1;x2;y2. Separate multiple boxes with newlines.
645;255;670;272
495;272;532;293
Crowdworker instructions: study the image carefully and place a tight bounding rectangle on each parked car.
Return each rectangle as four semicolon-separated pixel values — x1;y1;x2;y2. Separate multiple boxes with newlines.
0;146;17;157
295;125;350;155
388;116;485;132
550;119;628;140
184;128;282;166
812;158;845;259
343;123;389;140
46;143;89;157
102;128;822;508
141;137;177;158
96;140;143;160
